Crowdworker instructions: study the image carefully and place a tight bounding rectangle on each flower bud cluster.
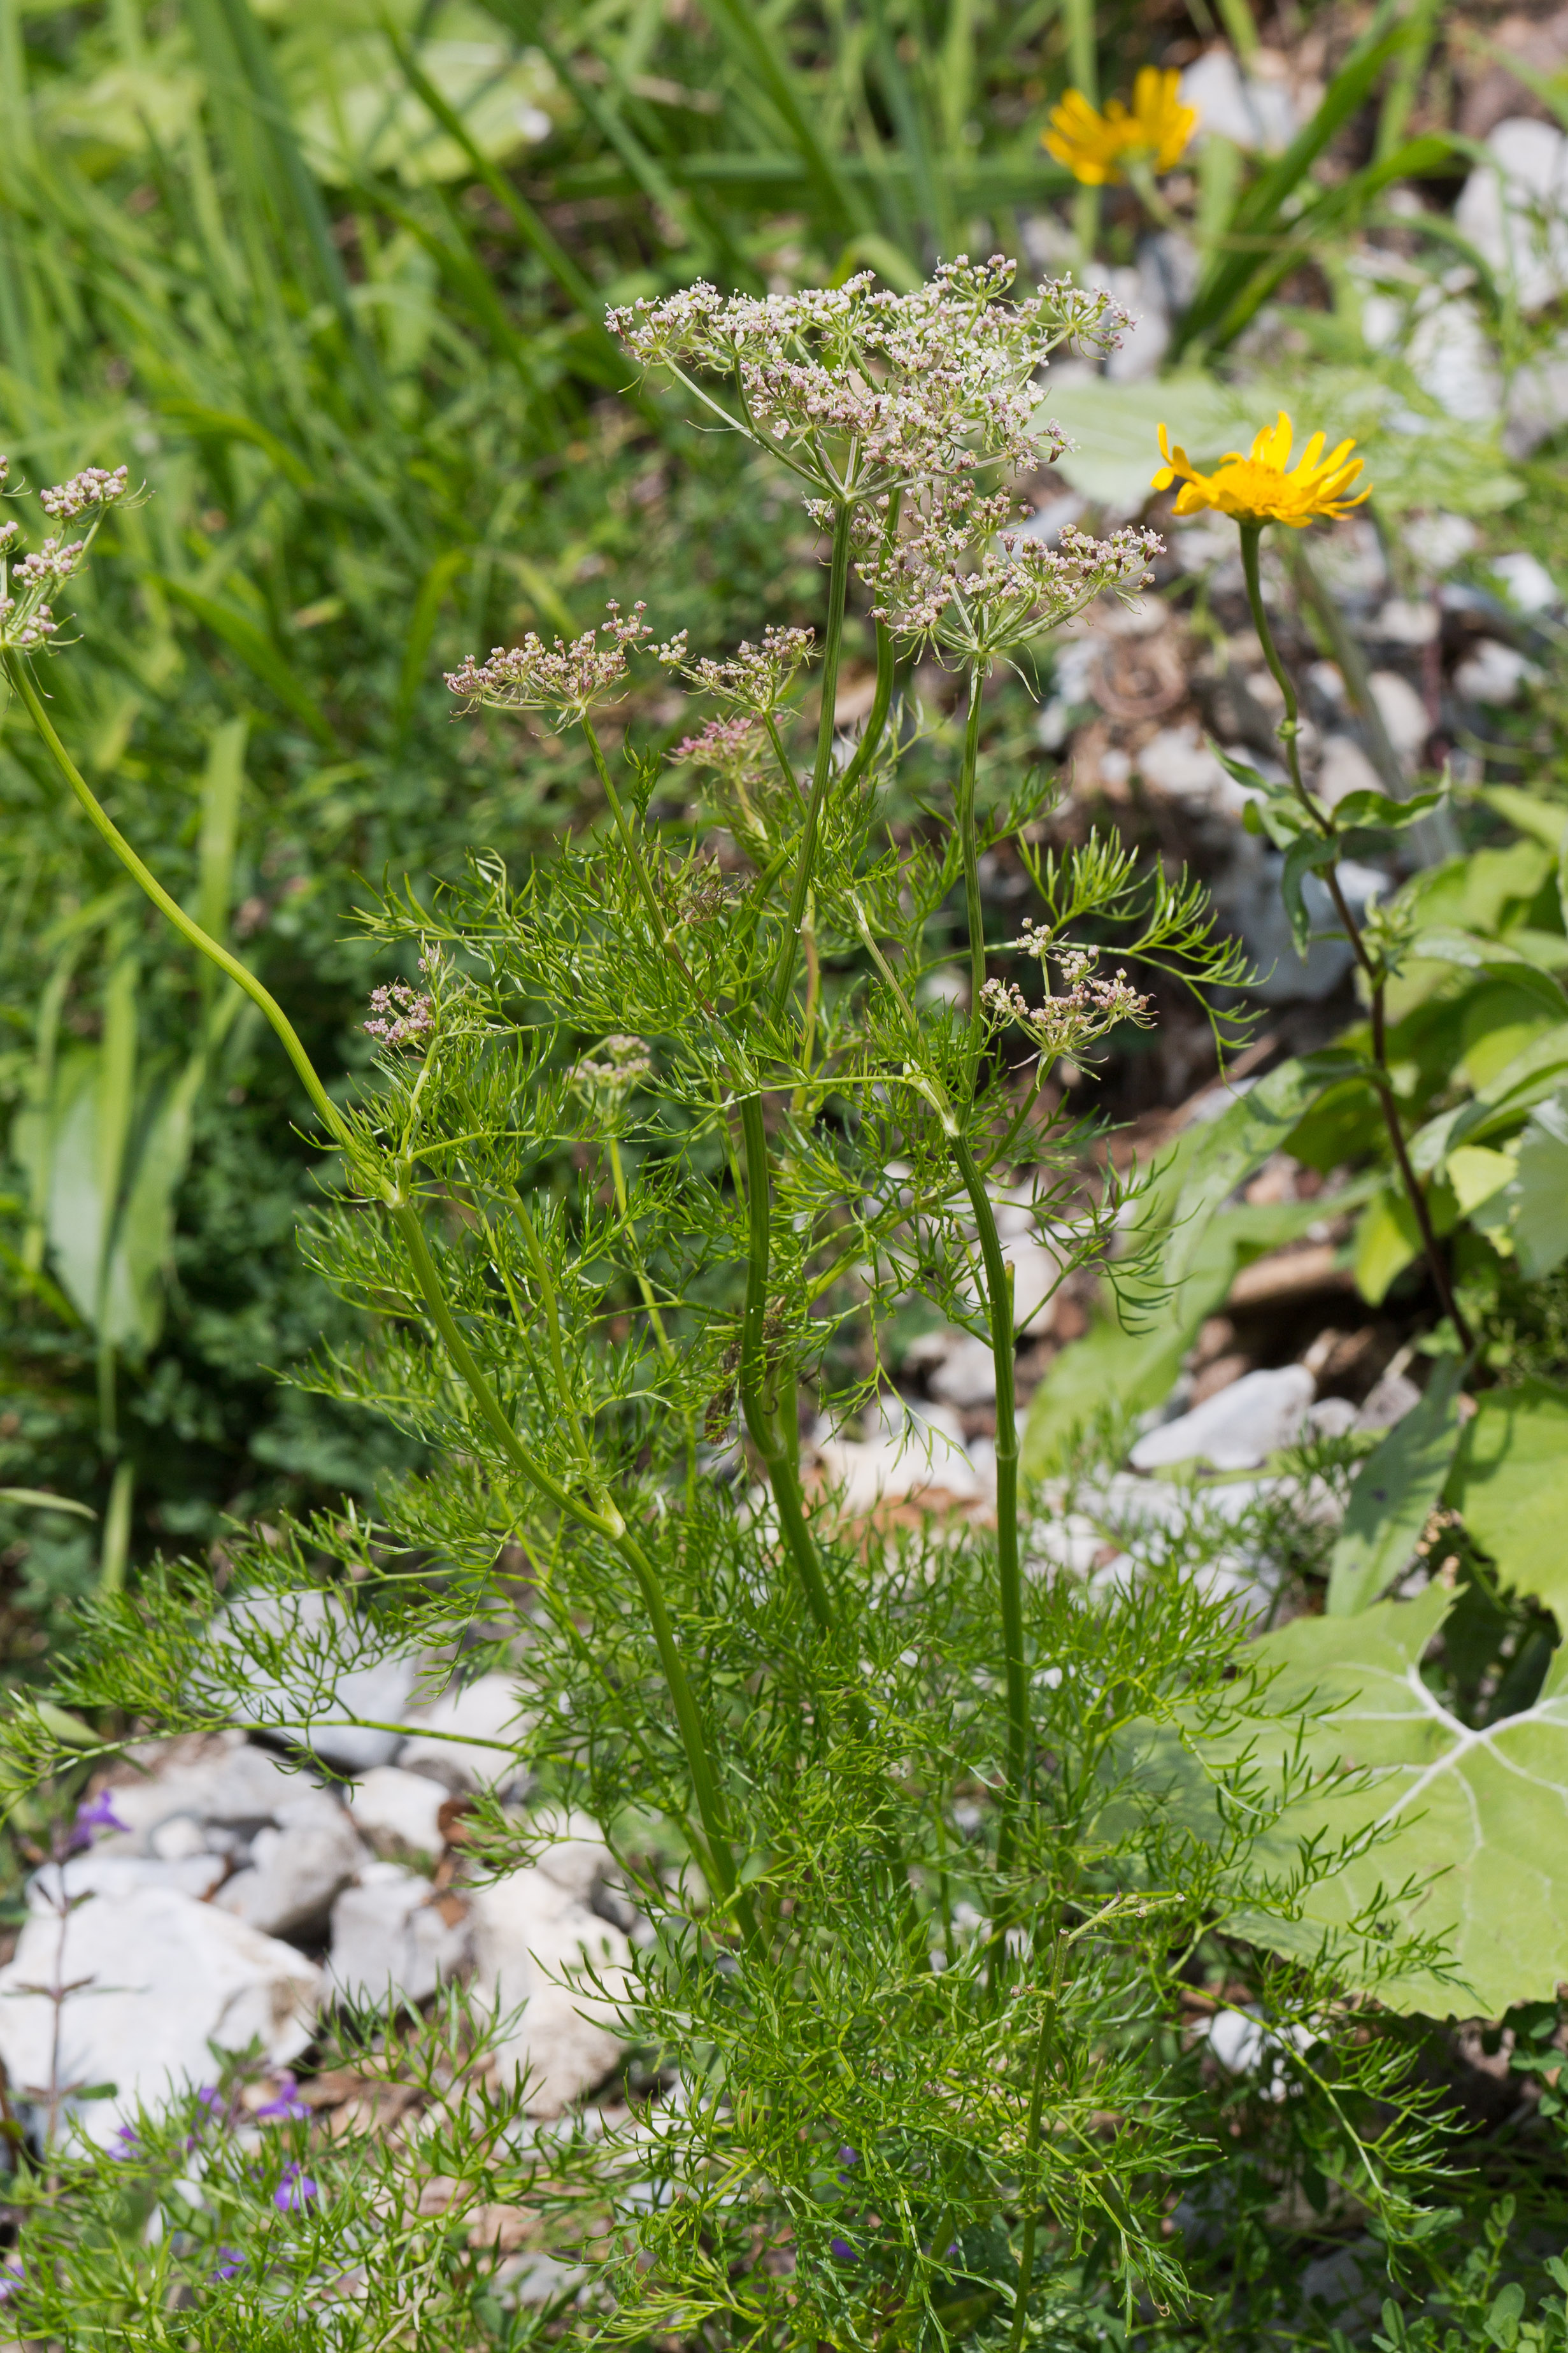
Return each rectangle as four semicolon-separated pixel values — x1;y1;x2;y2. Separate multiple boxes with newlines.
38;465;129;520
609;257;1129;502
569;1033;653;1105
364;981;435;1048
659;623;814;716
981;941;1150;1056
1;455;128;655
673;713;762;775
447;601;651;724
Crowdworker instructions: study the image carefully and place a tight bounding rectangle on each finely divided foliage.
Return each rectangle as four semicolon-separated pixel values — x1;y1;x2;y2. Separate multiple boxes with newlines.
0;268;1450;2346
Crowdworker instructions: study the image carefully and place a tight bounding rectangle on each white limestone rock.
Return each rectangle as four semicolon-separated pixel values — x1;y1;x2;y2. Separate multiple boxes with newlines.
396;1673;528;1794
0;1888;320;2145
927;1332;998;1409
327;1862;471;2008
215;1792;367;1940
1455;639;1541;706
29;1852;227;1910
1455;120;1568;313
100;1733;306;1853
467;1866;632;2114
1129;1365;1316;1472
349;1765;449;1856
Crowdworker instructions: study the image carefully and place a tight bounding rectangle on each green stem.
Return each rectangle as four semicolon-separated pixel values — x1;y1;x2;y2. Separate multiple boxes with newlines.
951;1131;1025;1893
4;650;346;1146
956;665;988;1084
1006;1994;1056;2353
769;499;854;1024
10;650;745;1920
1237;526;1474;1352
738;1090;836;1632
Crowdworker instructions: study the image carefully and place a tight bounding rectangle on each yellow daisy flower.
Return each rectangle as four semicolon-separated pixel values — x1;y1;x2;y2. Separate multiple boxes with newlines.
1043;67;1197;187
1151;413;1371;529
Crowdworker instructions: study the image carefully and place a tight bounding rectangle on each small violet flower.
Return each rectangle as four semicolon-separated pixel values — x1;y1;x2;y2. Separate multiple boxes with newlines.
71;1790;129;1848
255;2073;309;2123
274;2160;318;2212
211;2247;244;2281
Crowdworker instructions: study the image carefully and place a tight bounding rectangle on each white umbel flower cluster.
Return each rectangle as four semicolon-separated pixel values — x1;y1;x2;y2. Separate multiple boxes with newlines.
981;941;1151;1059
609;256;1129;501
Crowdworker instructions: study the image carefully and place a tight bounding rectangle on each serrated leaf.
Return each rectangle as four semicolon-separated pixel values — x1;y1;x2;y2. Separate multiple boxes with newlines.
1230;1587;1568;2016
1326;1358;1465;1617
1450;1378;1568;1625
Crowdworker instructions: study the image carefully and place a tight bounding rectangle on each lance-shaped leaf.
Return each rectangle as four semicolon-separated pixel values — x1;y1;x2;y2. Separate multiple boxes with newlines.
1326;1357;1465;1616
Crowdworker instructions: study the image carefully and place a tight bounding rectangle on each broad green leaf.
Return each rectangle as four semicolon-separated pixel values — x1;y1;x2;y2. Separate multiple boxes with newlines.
99;1054;207;1360
1352;1182;1420;1306
1231;1586;1568;2017
1330;785;1444;833
1164;1054;1356;1287
1474;785;1568;855
1326;1357;1465;1616
1279;832;1336;954
1446;1145;1516;1214
1037;373;1236;508
1503;1094;1568;1278
1408;927;1568;1025
43;1049;115;1327
1450;1378;1568;1624
290;34;558;187
1458;978;1562;1090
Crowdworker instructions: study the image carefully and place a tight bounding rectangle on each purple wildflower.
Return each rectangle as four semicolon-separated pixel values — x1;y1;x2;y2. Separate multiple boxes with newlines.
113;2123;139;2157
273;2160;318;2212
829;2236;858;2261
255;2073;308;2122
71;1791;129;1847
0;2256;22;2303
211;2247;244;2281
